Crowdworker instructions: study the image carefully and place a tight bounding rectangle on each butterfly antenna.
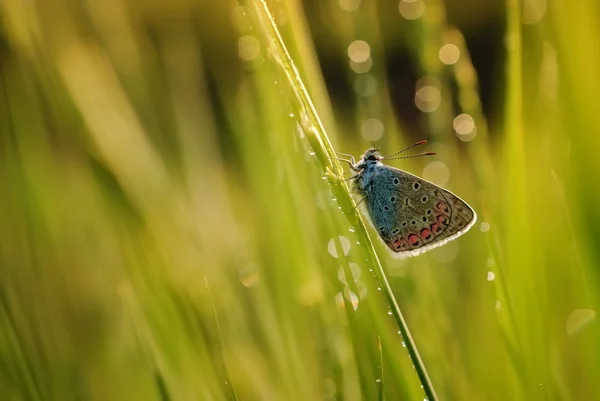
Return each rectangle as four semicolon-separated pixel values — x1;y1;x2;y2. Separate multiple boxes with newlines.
385;152;436;161
383;140;428;159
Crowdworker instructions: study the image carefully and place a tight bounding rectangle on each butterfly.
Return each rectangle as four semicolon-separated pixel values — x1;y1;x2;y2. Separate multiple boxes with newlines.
337;141;476;259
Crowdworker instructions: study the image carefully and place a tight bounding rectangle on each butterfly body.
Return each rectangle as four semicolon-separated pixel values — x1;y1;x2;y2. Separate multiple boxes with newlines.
348;147;476;259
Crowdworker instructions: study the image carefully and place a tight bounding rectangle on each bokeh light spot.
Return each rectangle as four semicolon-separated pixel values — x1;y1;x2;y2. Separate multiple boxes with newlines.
349;57;373;74
348;40;371;63
238;35;261;61
422;161;450;187
439;44;460;65
239;264;260;288
354;74;378;96
453;113;477;141
415;76;441;112
328;236;351;258
323;378;337;397
355;280;368;299
566;309;596;336
540;42;558;103
522;0;546;24
361;118;384;141
339;0;361;11
399;0;425;20
338;262;361;284
343;287;360;310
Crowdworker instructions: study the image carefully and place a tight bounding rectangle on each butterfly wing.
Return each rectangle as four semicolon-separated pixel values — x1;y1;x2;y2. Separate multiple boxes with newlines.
363;165;476;259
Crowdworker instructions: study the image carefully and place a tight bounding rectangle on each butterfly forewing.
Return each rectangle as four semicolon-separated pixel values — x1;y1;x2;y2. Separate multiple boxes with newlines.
364;165;476;258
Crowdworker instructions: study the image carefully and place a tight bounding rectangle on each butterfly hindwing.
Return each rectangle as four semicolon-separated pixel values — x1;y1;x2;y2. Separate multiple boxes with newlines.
364;165;476;258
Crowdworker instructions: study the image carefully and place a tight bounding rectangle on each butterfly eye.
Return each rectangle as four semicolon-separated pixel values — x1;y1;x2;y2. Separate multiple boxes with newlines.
367;155;377;161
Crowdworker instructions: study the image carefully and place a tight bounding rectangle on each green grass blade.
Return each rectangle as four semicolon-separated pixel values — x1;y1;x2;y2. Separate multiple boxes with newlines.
251;1;439;399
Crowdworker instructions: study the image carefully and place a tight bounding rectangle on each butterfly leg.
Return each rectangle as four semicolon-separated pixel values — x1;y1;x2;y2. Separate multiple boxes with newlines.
333;157;356;169
335;152;356;165
353;195;367;211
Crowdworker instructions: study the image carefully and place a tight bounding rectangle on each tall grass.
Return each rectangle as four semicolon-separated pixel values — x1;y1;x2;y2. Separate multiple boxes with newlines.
1;0;600;400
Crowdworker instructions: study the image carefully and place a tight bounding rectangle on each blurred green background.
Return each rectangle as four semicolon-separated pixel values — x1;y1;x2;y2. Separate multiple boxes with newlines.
1;0;600;400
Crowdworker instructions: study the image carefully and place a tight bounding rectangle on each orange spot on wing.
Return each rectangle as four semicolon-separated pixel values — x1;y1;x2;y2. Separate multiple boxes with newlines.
408;234;420;247
430;223;442;234
420;228;432;241
436;201;449;215
437;214;448;225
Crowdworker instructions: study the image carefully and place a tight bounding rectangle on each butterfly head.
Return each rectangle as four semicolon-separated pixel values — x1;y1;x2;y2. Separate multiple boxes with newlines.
355;148;383;170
